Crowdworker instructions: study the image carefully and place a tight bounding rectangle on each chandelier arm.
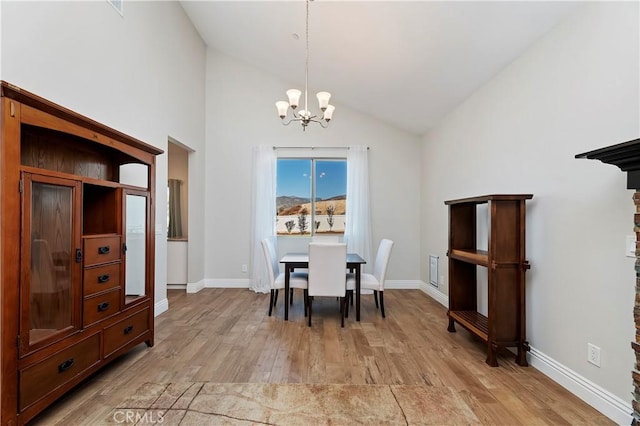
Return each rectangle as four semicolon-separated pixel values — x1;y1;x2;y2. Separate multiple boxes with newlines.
308;117;329;128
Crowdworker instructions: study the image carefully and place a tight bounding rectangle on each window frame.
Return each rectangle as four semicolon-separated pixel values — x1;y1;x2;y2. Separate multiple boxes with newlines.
276;155;347;237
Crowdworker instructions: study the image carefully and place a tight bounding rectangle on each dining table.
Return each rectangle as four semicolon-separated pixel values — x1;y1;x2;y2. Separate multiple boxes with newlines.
279;252;366;321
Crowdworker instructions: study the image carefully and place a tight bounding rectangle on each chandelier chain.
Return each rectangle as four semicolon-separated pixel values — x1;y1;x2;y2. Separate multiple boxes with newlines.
305;0;309;114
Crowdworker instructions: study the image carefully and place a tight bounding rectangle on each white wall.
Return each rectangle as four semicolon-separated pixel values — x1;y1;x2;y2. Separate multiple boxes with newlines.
421;1;639;418
205;50;421;282
1;1;207;310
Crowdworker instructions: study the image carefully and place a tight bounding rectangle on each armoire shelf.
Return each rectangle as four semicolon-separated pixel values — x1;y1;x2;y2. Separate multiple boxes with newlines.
445;194;532;367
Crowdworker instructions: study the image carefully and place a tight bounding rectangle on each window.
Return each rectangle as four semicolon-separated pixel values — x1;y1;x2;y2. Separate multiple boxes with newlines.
276;158;346;236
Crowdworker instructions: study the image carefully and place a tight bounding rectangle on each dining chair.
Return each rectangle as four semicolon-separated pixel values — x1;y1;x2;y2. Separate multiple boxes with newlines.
347;239;394;318
311;235;341;243
307;242;348;327
261;238;308;317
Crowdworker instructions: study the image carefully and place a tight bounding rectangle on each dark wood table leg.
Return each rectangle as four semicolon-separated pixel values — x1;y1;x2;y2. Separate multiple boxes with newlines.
356;264;361;321
284;264;290;321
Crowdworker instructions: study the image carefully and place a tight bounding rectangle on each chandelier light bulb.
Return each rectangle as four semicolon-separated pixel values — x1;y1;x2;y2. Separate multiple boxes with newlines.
316;92;331;110
299;110;311;119
323;105;335;121
276;101;289;119
286;89;302;109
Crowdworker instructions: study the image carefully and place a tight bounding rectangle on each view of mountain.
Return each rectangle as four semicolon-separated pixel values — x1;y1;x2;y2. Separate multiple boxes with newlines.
276;196;310;211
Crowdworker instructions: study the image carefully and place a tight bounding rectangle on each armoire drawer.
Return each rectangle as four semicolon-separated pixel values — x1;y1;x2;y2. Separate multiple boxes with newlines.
84;263;121;296
19;333;100;411
83;289;120;327
84;235;122;266
103;308;149;358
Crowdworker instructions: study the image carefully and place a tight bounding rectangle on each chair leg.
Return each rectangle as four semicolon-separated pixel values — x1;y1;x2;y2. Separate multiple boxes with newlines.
304;289;308;317
379;291;385;318
290;288;294;305
268;289;275;316
274;289;279;307
308;295;312;327
373;290;379;309
340;296;345;328
345;290;352;318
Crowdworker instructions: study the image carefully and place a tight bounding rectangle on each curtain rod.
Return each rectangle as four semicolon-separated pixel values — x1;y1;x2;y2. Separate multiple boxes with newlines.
273;146;369;150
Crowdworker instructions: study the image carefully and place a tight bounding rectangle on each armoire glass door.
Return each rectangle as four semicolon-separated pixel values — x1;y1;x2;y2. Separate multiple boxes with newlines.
124;190;149;304
21;173;82;354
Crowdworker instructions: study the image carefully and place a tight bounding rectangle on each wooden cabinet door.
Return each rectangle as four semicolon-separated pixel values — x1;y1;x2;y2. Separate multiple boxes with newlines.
20;173;83;355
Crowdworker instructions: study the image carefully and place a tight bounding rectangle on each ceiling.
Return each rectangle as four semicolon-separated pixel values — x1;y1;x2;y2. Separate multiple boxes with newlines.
180;1;584;136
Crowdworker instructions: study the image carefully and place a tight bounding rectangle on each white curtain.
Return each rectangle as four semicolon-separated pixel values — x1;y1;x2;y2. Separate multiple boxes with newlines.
344;145;372;272
250;145;277;293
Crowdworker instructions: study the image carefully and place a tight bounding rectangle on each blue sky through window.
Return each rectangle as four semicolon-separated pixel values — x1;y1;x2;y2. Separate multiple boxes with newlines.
277;159;346;200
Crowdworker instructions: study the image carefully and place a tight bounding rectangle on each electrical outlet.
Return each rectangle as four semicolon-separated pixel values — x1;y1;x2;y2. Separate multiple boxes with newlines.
241;264;248;273
627;235;636;258
587;343;601;367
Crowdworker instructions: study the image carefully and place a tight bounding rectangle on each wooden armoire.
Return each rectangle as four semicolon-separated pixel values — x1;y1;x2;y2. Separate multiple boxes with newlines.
0;81;162;424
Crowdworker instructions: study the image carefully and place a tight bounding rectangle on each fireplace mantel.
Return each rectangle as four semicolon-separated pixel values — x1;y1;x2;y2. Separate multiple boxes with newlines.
576;138;640;189
577;136;640;423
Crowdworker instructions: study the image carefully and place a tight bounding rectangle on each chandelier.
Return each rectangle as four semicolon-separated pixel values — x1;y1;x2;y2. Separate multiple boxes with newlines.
276;0;335;131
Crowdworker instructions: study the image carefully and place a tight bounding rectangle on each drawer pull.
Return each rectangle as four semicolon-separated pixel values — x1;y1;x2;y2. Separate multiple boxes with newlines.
98;246;111;255
97;302;110;312
98;274;111;283
58;358;75;373
124;325;134;335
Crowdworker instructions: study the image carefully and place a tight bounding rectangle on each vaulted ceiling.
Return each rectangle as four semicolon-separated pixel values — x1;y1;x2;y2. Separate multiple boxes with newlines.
180;1;584;136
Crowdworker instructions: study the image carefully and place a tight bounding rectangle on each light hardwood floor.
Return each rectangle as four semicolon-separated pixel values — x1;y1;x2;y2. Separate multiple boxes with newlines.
30;289;613;425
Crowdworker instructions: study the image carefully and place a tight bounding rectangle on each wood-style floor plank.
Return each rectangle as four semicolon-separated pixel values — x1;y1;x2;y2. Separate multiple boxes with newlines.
29;288;615;425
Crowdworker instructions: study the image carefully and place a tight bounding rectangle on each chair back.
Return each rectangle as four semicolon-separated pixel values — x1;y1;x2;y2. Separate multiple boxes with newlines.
308;242;347;297
372;239;394;289
311;235;341;243
260;237;279;287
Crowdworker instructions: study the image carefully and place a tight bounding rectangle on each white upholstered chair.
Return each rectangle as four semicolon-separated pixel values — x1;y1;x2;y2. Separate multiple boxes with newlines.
311;235;341;243
307;242;348;327
347;239;394;318
261;238;308;317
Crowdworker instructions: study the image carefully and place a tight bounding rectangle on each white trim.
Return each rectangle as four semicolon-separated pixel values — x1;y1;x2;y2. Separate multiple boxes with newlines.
154;298;169;316
385;279;421;289
528;347;632;425
186;279;205;293
418;280;448;307
416;281;631;423
205;278;251;288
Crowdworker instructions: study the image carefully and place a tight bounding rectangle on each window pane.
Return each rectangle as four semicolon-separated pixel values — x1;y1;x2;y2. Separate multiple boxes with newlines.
277;159;312;235
315;160;346;235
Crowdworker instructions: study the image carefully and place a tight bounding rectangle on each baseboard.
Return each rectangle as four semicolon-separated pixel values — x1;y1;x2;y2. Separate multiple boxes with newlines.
385;279;421;290
528;347;632;425
155;298;169;316
167;284;186;290
418;280;448;307
205;278;250;288
415;281;632;424
186;279;205;293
